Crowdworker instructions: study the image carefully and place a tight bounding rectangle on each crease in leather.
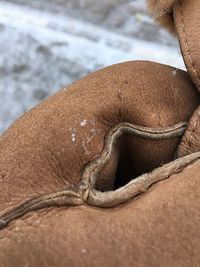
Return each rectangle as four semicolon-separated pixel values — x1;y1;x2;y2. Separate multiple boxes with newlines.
175;0;200;91
186;108;200;149
0;121;196;230
178;106;200;157
148;0;200;91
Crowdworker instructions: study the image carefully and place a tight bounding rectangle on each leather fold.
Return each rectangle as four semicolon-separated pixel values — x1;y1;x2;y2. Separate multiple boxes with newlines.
174;0;200;92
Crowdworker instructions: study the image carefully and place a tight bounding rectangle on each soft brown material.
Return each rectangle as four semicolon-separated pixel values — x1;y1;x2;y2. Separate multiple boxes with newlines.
148;0;200;93
148;0;176;14
0;61;198;213
178;106;200;157
1;1;200;265
148;0;177;34
0;60;200;266
1;155;200;267
174;0;200;92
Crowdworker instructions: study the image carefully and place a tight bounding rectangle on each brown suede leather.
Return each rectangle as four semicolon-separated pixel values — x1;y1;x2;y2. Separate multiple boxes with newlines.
0;60;199;266
179;106;200;157
149;0;200;92
1;156;200;267
148;0;176;34
1;2;200;266
0;61;198;214
174;0;200;92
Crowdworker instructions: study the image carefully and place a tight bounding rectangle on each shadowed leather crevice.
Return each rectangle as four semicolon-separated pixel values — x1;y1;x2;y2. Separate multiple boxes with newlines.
82;121;188;192
0;61;198;217
0;121;195;229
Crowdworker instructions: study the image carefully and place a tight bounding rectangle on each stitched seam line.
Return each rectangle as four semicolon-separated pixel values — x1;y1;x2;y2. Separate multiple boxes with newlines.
179;1;200;86
81;122;187;188
188;109;200;147
0;153;199;229
0;122;188;229
87;155;200;207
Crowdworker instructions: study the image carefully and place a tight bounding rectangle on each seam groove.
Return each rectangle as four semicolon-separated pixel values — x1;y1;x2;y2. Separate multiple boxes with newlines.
0;121;189;229
82;121;187;188
188;109;200;147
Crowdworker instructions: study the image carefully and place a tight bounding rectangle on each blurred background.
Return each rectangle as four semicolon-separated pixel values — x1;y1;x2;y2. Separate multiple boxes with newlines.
0;0;184;133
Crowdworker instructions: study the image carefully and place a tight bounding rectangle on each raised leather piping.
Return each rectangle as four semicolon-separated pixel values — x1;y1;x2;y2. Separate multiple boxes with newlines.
188;109;200;148
0;121;194;229
178;106;200;157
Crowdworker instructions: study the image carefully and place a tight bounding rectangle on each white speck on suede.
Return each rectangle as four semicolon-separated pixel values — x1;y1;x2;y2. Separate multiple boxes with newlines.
80;119;87;127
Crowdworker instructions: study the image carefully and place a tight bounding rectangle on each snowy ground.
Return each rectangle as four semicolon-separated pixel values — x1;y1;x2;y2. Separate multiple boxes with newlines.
0;0;184;133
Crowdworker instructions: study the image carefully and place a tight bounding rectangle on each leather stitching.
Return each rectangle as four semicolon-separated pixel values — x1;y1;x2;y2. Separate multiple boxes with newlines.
81;122;187;187
188;108;200;148
86;155;200;207
0;152;200;230
0;121;191;229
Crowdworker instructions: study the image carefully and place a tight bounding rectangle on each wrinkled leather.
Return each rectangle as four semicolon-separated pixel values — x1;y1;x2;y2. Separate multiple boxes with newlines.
179;106;200;157
174;0;200;92
1;155;200;267
1;1;200;266
149;0;200;92
0;60;199;266
0;61;198;214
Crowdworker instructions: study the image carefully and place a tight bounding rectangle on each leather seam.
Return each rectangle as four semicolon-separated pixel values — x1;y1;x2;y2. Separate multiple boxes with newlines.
0;153;200;230
188;109;200;147
81;122;187;188
0;121;189;229
86;154;200;207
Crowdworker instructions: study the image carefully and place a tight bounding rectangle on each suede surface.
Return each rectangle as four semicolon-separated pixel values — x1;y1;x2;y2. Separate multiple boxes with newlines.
148;0;176;33
149;0;200;92
0;60;199;265
174;0;200;92
1;156;200;267
178;106;200;157
0;61;199;215
1;1;200;265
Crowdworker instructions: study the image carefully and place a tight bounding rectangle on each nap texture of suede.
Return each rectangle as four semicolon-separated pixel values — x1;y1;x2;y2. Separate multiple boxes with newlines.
174;0;200;92
1;2;200;265
0;59;200;266
1;154;200;267
148;0;177;33
149;0;200;93
0;61;199;215
178;106;200;157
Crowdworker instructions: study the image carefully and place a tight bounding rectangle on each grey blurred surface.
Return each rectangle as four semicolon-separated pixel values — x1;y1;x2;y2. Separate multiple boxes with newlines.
5;0;176;46
0;0;182;133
